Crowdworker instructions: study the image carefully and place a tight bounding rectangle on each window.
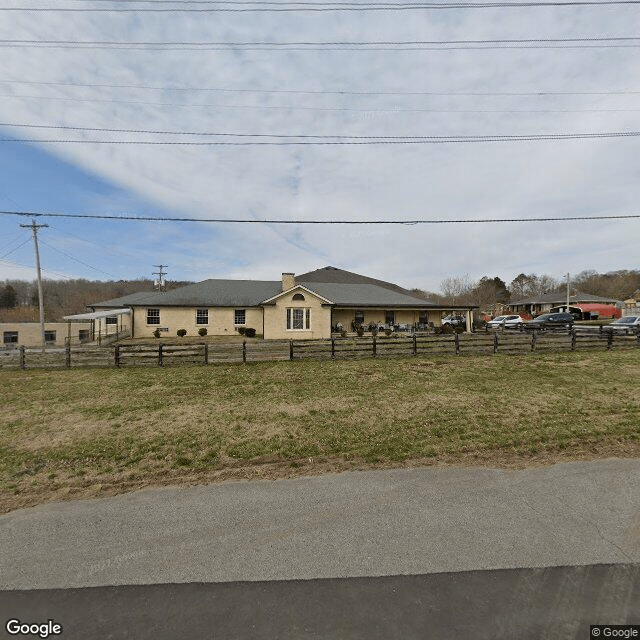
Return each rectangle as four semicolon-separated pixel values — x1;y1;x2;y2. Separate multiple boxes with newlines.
354;310;364;325
292;293;305;301
3;331;18;345
234;309;246;325
196;309;209;325
385;310;395;325
147;308;160;325
105;316;118;325
78;330;90;342
44;331;56;343
419;311;429;324
287;308;311;330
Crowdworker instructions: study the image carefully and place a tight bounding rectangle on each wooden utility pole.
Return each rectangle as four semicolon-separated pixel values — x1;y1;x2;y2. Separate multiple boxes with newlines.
20;219;48;350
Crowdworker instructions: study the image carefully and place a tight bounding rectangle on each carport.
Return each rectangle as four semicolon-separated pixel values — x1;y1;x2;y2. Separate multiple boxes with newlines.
63;308;131;345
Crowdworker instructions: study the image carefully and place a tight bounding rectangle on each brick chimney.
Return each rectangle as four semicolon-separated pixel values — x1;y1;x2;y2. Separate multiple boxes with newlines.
282;272;295;291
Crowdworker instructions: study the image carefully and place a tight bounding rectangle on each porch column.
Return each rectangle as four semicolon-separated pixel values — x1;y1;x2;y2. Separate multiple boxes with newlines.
466;309;473;333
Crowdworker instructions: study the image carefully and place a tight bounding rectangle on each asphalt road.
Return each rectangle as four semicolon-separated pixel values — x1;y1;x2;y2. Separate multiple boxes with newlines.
1;459;639;638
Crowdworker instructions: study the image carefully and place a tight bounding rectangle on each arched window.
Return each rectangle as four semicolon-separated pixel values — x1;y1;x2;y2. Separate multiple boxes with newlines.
292;293;305;301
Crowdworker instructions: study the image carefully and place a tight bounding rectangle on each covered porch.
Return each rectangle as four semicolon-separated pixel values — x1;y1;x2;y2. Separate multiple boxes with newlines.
63;308;132;345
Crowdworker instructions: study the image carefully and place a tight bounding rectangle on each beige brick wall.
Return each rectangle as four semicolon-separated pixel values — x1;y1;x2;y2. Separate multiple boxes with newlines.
263;289;332;340
1;322;92;348
331;309;438;330
132;306;263;338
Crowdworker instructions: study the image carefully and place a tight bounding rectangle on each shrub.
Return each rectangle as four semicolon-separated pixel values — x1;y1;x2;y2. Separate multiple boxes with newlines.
153;328;161;338
244;327;256;338
198;327;207;337
340;330;347;338
237;326;246;335
177;329;187;337
356;326;365;337
384;329;393;337
371;327;378;337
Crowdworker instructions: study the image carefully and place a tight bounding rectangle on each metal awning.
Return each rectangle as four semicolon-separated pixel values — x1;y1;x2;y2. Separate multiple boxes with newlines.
63;308;132;321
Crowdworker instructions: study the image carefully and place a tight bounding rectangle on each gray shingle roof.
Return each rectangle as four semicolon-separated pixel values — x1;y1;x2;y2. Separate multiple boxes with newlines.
297;266;413;295
299;282;439;307
90;291;168;308
89;267;461;309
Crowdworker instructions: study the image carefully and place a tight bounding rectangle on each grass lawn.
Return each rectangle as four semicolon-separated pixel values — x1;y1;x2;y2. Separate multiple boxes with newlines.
1;349;639;512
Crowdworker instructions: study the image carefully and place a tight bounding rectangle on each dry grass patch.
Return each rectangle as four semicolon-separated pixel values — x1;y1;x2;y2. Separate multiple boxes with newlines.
1;349;639;512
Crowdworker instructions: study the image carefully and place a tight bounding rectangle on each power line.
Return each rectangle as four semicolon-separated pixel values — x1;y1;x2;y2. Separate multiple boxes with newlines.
1;210;639;224
0;236;32;260
7;123;640;137
0;256;73;279
5;0;640;10
8;93;640;114
3;37;640;50
3;78;640;96
2;131;640;144
38;238;117;278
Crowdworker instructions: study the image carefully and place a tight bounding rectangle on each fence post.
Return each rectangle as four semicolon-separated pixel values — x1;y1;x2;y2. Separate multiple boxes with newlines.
454;331;460;355
158;342;163;367
203;342;208;365
65;343;71;368
607;330;613;350
493;332;499;354
20;345;26;369
413;334;417;355
331;338;335;359
243;340;247;363
289;340;294;361
114;344;120;367
372;336;377;357
531;331;537;352
571;329;577;351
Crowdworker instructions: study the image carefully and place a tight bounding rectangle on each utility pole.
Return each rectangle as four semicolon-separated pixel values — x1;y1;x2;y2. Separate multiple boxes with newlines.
566;273;570;313
20;219;49;350
153;265;167;292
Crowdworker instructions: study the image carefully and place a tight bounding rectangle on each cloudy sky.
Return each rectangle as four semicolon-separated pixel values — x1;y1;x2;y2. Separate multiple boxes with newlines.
0;0;638;292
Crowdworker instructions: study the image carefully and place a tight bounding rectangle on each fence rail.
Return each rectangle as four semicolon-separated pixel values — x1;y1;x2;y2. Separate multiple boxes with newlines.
0;329;638;370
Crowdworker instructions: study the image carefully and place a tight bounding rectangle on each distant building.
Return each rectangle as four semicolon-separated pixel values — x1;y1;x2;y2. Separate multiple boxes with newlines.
509;292;621;319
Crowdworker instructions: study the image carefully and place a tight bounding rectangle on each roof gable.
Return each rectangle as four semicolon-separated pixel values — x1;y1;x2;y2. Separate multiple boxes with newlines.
297;266;414;295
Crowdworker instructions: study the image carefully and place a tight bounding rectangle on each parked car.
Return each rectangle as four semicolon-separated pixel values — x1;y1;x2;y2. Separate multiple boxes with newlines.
441;315;466;330
486;315;524;329
524;313;574;330
605;316;640;334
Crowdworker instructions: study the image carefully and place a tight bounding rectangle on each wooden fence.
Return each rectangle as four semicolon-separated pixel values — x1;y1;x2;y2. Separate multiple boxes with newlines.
1;328;638;370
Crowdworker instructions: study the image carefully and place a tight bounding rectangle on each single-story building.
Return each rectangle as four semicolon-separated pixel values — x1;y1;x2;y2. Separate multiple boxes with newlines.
508;292;621;319
88;266;477;340
1;321;92;348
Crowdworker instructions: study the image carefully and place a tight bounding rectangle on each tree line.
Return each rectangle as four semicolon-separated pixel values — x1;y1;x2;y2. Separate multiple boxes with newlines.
0;279;191;322
414;269;640;312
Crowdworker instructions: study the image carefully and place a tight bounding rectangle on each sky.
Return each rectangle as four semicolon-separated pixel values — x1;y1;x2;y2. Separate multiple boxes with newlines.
0;0;639;293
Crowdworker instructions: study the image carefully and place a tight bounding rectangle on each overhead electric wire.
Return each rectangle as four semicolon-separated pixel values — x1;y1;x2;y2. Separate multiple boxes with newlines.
38;238;117;278
1;210;639;224
3;36;640;50
7;93;640;114
2;130;640;144
3;78;640;96
0;236;32;260
0;256;73;279
6;0;640;10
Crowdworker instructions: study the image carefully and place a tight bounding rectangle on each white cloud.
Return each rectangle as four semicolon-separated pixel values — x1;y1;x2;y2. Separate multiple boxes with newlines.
0;3;639;290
